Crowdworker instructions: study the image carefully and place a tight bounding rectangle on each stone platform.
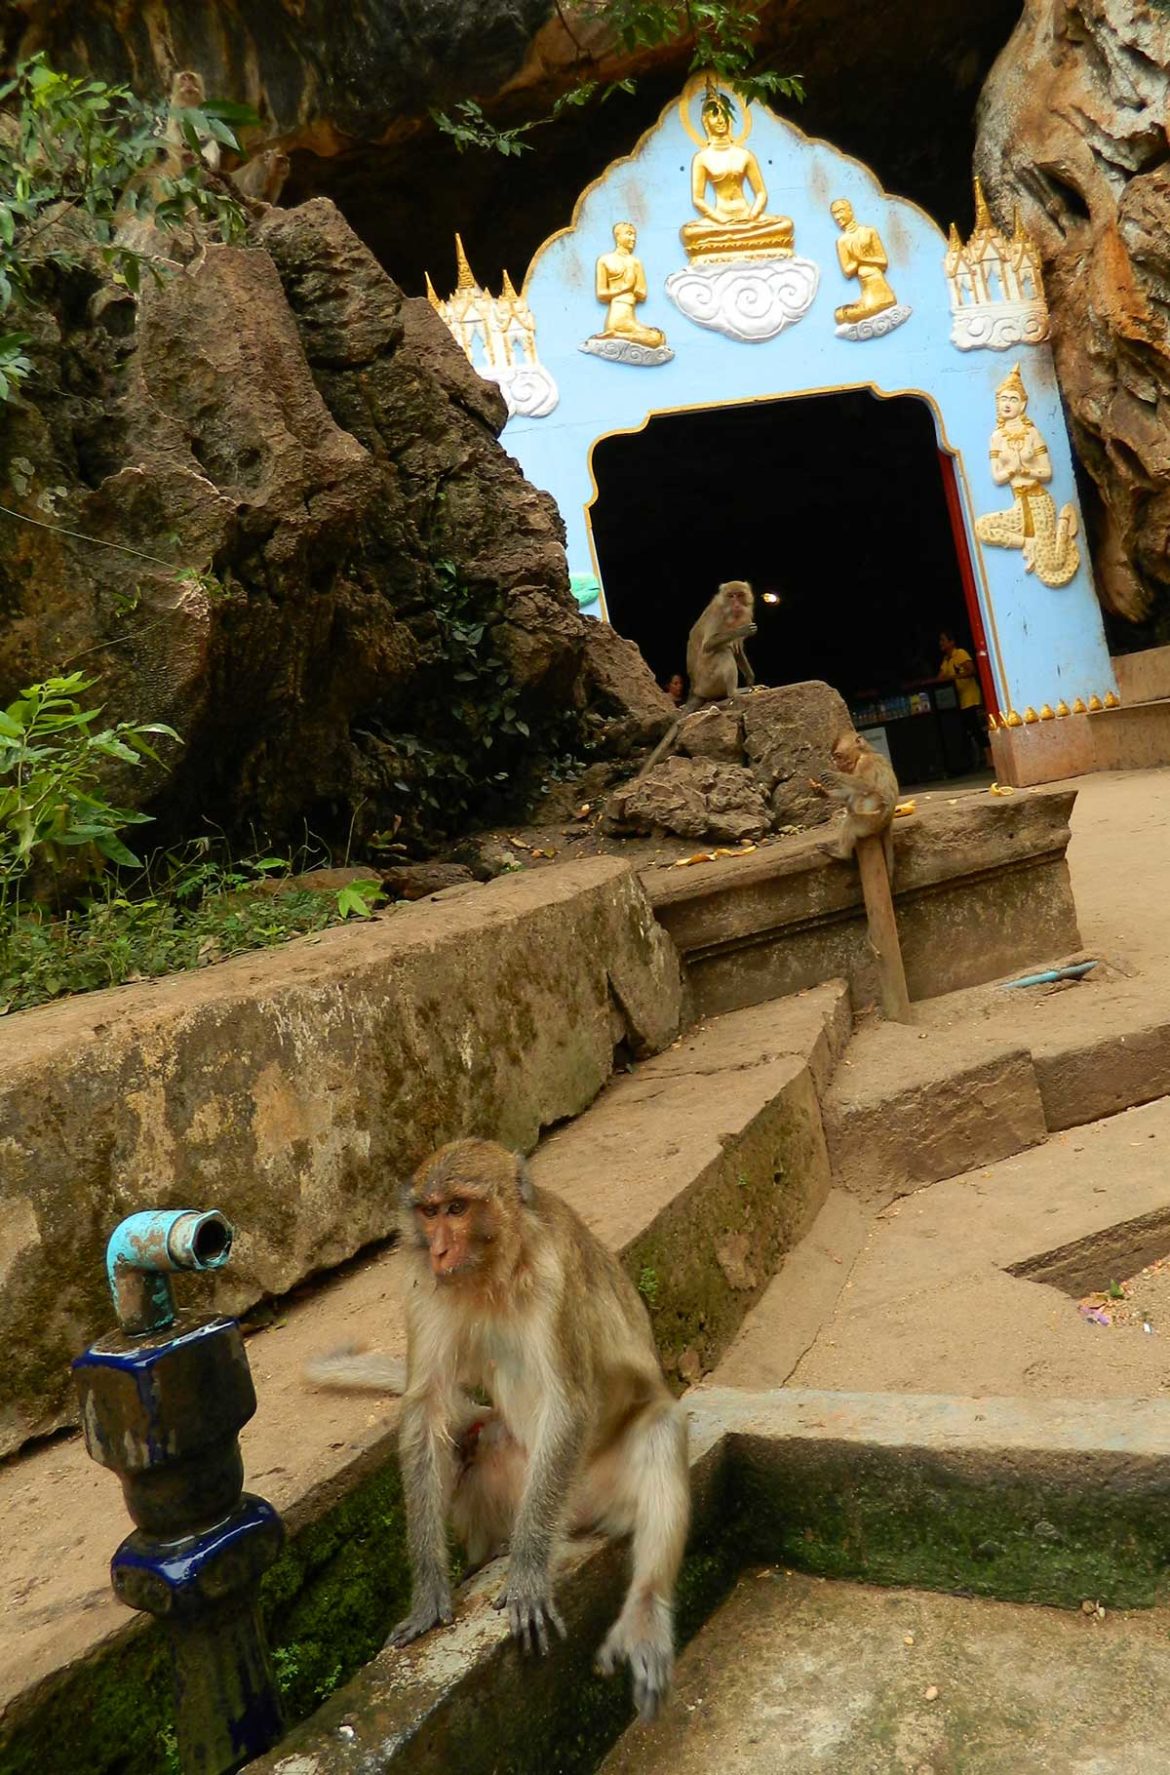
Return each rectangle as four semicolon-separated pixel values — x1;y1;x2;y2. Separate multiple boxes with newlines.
645;788;1079;1018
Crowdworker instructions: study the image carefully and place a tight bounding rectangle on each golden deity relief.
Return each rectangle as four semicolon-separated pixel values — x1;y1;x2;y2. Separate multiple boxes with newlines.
828;198;912;342
679;91;795;264
974;364;1080;588
581;221;673;366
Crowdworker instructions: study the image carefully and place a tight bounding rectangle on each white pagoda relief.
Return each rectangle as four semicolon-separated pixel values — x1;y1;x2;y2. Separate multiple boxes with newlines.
945;179;1050;353
427;236;559;418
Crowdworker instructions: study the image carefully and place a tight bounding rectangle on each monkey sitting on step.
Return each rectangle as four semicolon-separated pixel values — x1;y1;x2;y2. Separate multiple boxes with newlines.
306;1137;690;1723
811;729;900;880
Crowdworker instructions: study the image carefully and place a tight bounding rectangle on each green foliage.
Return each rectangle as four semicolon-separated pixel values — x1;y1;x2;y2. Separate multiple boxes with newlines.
371;556;586;847
432;0;803;154
0;330;33;400
638;1265;661;1306
0;672;178;902
0;54;254;390
0;842;387;1014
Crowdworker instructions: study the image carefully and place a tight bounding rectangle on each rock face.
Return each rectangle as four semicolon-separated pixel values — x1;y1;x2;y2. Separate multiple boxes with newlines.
0;198;670;852
0;856;681;1458
608;682;853;842
977;0;1170;630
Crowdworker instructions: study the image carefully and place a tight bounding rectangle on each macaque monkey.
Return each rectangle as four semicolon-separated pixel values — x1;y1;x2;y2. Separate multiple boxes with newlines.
307;1138;690;1723
686;578;757;702
161;71;221;173
640;579;758;773
229;148;291;207
812;729;900;879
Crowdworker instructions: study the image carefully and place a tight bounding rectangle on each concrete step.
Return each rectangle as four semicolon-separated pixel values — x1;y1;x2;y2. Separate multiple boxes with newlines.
250;1387;1170;1773
643;787;1079;1018
822;951;1170;1200
1089;696;1170;770
718;1093;1170;1400
0;984;848;1775
601;1568;1170;1775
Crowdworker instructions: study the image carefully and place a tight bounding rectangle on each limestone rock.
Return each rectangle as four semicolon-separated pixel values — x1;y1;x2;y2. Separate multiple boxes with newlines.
678;703;744;762
742;682;853;828
0;197;655;853
976;0;1170;625
380;862;477;899
613;756;770;843
578;622;677;749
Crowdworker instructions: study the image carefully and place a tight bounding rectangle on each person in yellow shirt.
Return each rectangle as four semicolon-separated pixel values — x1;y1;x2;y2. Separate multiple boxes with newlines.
938;629;989;768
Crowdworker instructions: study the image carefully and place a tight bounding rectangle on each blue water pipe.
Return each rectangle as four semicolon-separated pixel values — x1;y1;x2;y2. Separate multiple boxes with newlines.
74;1208;285;1774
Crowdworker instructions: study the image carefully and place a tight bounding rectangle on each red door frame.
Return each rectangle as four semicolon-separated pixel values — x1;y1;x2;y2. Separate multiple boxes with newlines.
938;448;999;718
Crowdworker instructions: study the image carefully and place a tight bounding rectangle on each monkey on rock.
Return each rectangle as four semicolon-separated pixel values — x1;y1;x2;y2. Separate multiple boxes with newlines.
307;1138;691;1723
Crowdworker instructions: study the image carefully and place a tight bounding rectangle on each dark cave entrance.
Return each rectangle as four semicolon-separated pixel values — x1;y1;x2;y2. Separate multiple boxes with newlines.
590;389;990;781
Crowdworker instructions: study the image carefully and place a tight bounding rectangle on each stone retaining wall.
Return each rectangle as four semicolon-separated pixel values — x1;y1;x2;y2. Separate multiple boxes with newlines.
0;859;680;1456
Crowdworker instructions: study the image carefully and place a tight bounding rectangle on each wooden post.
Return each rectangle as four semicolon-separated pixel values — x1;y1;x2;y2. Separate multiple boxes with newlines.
855;834;912;1023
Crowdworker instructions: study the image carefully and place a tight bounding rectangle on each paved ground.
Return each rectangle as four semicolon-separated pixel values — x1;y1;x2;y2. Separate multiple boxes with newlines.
714;767;1170;1400
602;1569;1170;1775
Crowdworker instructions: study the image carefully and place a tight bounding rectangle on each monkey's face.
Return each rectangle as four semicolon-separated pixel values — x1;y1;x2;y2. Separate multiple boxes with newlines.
173;72;205;107
411;1187;495;1280
718;580;753;622
831;733;864;771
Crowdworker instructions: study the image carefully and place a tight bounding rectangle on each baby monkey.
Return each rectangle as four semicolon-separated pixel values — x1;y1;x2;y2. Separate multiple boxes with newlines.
813;729;900;879
308;1138;690;1723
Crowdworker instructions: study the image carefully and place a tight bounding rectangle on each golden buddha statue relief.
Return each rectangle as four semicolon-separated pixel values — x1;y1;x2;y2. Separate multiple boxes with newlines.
975;364;1080;588
828;198;912;341
680;92;795;265
580;221;673;366
665;79;818;344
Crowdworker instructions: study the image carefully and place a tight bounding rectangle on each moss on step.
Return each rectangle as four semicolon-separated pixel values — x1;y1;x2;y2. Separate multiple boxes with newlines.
628;1072;829;1383
0;1459;413;1775
734;1443;1170;1608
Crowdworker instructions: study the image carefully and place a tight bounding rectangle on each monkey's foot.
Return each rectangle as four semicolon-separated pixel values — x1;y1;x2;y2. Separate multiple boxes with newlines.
494;1581;566;1656
596;1623;675;1723
386;1591;454;1649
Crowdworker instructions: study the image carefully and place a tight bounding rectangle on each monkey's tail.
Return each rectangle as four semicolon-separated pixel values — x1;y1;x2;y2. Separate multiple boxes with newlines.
304;1347;407;1393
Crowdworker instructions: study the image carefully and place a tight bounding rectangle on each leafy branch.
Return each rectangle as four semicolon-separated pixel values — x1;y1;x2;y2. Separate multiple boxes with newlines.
0;55;255;394
432;0;803;155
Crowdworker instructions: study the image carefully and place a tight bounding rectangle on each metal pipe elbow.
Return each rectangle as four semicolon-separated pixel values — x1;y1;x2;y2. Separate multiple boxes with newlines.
106;1209;234;1336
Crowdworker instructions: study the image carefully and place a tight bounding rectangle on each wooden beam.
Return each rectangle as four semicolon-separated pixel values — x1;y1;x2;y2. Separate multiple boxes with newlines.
856;834;912;1022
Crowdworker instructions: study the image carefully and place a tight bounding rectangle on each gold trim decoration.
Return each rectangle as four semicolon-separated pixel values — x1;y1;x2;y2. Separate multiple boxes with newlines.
987;712;999;731
1104;690;1120;708
1005;709;1024;728
1088;694;1103;712
1055;700;1071;717
1072;697;1087;714
1023;707;1039;723
1039;704;1055;720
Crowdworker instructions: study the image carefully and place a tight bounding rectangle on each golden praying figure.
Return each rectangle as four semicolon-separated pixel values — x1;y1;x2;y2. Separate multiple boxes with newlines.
975;364;1080;588
680;93;794;264
594;222;667;349
830;199;898;325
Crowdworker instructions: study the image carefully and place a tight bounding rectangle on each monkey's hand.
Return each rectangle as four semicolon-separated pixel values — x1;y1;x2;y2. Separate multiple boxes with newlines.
596;1622;675;1724
494;1574;567;1656
386;1586;454;1649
